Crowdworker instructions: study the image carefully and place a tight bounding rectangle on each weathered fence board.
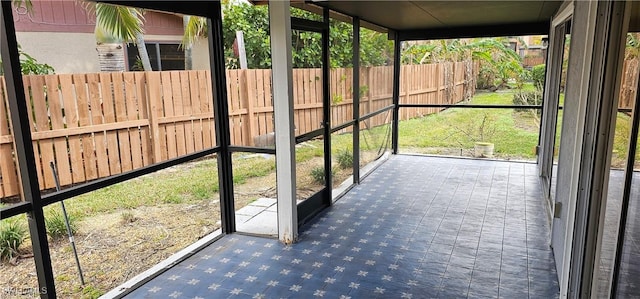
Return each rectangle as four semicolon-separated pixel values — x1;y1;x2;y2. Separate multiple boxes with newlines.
0;78;19;198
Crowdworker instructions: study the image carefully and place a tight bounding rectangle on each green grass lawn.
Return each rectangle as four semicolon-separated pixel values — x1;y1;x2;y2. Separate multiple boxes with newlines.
59;153;281;219
398;90;541;159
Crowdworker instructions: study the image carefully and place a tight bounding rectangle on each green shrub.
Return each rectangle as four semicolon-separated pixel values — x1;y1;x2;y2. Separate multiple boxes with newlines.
310;166;326;185
0;218;27;260
310;166;336;185
336;149;353;169
513;90;543;114
45;209;77;240
531;64;546;89
476;64;497;90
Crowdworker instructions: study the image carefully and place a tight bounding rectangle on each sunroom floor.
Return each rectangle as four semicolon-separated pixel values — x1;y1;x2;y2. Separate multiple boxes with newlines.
121;155;559;299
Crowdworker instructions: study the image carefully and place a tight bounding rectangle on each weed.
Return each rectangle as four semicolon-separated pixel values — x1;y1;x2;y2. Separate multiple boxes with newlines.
359;85;369;97
80;284;104;299
310;166;336;185
310;166;326;185
192;185;212;200
45;208;77;240
120;211;137;224
336;149;353;169
162;194;183;204
332;94;343;105
0;218;27;260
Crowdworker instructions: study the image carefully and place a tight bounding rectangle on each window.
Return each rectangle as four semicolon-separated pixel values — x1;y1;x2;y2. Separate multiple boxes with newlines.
126;42;185;71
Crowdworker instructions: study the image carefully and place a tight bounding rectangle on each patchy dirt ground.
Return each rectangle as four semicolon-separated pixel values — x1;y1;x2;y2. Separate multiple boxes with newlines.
0;154;366;298
1;199;222;298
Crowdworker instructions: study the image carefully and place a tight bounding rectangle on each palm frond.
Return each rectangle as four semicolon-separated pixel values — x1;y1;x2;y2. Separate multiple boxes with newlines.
12;0;32;13
181;16;208;48
95;3;144;43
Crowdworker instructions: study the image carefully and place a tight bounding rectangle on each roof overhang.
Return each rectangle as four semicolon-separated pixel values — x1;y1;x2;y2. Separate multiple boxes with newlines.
94;1;640;35
313;1;563;40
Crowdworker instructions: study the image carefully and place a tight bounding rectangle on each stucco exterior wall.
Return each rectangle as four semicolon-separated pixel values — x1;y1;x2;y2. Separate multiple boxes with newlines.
16;32;99;74
16;33;186;74
191;39;211;70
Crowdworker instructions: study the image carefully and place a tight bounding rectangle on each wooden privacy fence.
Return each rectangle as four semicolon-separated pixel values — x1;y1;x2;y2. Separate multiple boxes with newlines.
0;71;217;198
399;61;477;120
619;58;640;110
523;56;546;67
0;60;474;199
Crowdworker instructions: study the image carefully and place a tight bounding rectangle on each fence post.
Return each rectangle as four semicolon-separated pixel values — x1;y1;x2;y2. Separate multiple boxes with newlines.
240;69;256;146
403;65;410;121
0;77;21;198
366;67;373;128
435;64;441;113
145;72;163;164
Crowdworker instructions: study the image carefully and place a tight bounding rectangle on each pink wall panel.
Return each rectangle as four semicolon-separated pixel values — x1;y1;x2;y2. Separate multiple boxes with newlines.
12;0;184;36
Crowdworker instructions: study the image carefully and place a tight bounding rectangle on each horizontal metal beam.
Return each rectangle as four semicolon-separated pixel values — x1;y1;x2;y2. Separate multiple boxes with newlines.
359;105;394;121
295;128;324;144
229;146;276;155
42;147;221;207
398;21;550;41
398;103;543;109
291;17;325;32
331;120;356;133
0;202;32;220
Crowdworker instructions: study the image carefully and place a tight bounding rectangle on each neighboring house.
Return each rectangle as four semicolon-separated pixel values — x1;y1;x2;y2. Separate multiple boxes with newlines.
12;0;209;74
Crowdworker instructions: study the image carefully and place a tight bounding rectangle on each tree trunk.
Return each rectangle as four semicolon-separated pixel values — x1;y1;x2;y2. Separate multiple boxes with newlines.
135;32;153;71
96;43;126;72
183;15;193;70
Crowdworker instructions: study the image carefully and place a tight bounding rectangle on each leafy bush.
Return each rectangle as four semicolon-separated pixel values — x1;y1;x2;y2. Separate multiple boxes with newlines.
336;149;353;169
513;90;543;114
0;44;55;75
517;69;532;89
476;64;497;90
531;64;546;89
45;209;77;240
0;218;27;260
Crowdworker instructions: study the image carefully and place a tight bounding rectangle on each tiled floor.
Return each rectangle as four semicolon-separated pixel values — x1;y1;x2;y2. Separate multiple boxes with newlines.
123;155;559;298
596;170;640;297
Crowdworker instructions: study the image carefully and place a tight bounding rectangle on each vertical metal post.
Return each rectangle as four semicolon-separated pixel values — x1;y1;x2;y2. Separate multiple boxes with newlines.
612;31;640;299
269;0;298;244
0;2;56;297
322;7;332;205
536;38;551;159
611;79;640;297
352;17;361;184
573;2;628;296
207;2;235;234
391;34;401;154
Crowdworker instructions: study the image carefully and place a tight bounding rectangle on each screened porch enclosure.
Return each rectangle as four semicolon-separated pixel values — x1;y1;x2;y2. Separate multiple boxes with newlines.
4;0;640;298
